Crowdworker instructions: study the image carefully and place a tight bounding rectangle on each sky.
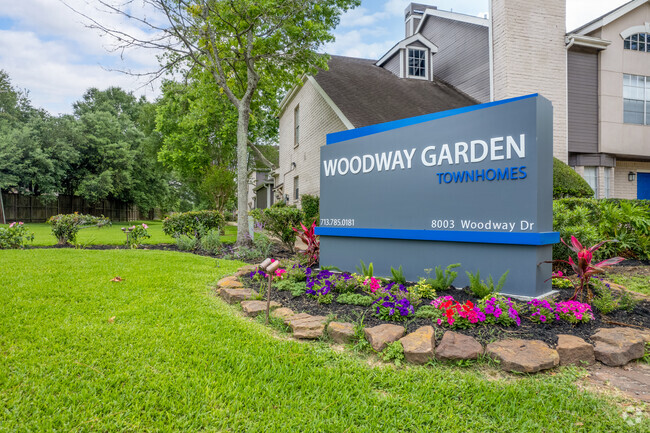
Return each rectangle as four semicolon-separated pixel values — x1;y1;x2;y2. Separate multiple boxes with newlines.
0;0;633;115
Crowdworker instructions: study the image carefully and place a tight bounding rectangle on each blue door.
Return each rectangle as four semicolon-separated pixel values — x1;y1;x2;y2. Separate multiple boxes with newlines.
637;172;650;199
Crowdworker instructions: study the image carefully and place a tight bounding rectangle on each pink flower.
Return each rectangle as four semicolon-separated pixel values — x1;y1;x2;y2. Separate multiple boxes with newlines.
437;318;442;326
9;222;15;228
18;222;23;225
142;223;148;229
275;269;287;279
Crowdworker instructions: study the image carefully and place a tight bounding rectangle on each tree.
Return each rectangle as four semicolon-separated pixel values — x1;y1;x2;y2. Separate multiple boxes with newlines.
76;0;360;245
70;87;173;210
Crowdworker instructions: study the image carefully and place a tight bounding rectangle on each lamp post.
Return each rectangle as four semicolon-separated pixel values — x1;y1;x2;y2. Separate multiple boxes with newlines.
259;258;281;324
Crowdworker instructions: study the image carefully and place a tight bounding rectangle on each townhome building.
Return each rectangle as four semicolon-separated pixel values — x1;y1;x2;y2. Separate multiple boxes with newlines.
276;0;650;202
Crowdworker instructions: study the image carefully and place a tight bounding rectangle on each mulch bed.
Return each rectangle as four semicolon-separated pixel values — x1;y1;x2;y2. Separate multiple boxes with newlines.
28;242;293;262
248;276;650;347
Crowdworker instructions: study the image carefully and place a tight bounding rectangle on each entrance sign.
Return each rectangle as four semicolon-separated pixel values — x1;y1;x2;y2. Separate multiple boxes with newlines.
316;94;559;298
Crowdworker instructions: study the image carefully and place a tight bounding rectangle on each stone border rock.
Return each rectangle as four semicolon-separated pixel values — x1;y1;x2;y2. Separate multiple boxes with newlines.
218;266;650;374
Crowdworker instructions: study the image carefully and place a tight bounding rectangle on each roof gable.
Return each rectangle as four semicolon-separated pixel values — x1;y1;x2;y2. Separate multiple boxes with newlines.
571;0;649;35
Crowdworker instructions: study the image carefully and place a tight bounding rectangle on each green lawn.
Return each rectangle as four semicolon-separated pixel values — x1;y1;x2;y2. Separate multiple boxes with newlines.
0;221;238;246
1;249;647;432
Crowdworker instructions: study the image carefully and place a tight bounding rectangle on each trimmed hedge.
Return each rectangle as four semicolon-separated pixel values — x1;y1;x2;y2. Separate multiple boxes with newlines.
553;158;594;198
301;194;319;226
162;210;225;239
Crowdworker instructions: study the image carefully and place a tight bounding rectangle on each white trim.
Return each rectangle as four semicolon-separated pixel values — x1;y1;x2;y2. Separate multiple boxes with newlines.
488;0;494;101
621;23;650;39
278;74;307;115
406;47;428;80
306;76;354;130
573;0;648;35
565;34;611;50
415;7;489;34
399;49;405;78
375;33;438;67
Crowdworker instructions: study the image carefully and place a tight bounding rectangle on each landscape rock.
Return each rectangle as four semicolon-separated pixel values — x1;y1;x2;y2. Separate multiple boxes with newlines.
592;327;646;367
364;324;405;352
436;331;483;362
284;312;311;325
240;300;281;317
399;326;436;365
286;314;327;339
556;334;595;366
271;307;295;321
328;322;356;344
217;276;243;289
486;339;559;373
234;265;257;278
220;288;258;304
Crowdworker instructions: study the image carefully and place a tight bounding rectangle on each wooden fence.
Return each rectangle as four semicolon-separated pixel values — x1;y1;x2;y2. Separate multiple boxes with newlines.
0;193;142;223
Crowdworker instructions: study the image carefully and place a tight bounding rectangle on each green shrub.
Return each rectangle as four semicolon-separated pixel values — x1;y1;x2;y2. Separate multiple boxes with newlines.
175;235;197;251
122;223;150;249
0;222;34;249
274;279;307;297
223;235;273;262
162;210;225;240
553;198;650;261
199;229;222;254
250;204;304;253
301;194;320;226
412;278;436;299
553;158;594;198
466;269;509;298
424;264;460;292
48;213;111;245
336;293;373;307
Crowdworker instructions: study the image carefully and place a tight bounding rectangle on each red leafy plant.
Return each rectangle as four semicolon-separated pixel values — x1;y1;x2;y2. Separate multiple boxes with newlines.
293;221;320;267
547;236;624;302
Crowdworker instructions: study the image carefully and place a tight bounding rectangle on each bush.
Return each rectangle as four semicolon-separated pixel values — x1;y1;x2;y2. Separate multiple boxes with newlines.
301;194;319;225
123;223;150;249
250;204;304;253
48;213;111;245
553;198;650;261
553;158;594;198
0;222;34;249
199;229;222;254
175;235;197;251
162;210;225;240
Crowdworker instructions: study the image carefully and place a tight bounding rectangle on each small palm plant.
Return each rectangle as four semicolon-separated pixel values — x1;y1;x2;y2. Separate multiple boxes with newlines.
547;236;624;303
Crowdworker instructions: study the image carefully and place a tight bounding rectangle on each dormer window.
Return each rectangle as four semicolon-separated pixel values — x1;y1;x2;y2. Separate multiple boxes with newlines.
408;48;427;78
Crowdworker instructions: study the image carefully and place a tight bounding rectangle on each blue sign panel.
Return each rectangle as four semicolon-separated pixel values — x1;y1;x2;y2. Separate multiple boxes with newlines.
316;94;559;298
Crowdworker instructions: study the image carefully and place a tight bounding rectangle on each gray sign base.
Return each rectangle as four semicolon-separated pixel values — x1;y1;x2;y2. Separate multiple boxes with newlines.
320;236;553;298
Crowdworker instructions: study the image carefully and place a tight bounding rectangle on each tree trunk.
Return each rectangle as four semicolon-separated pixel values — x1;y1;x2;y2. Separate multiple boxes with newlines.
236;103;252;246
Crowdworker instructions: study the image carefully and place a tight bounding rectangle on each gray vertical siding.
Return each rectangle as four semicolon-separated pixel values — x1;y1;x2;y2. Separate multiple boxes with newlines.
383;52;401;77
419;16;490;102
568;51;599;154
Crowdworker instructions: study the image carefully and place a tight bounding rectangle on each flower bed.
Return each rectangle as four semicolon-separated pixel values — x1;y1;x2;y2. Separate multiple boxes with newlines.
244;262;650;346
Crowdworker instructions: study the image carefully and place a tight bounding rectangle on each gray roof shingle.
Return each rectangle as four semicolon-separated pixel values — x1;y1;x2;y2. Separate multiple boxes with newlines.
313;55;478;128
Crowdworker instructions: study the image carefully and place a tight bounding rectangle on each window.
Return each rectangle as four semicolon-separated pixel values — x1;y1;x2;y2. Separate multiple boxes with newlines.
624;33;650;52
294;105;300;147
294;176;299;201
407;48;426;78
583;167;598;198
623;74;650;125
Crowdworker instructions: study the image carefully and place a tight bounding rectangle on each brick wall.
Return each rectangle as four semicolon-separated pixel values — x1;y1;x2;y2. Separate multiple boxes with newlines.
613;160;650;199
278;78;349;205
491;0;568;162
